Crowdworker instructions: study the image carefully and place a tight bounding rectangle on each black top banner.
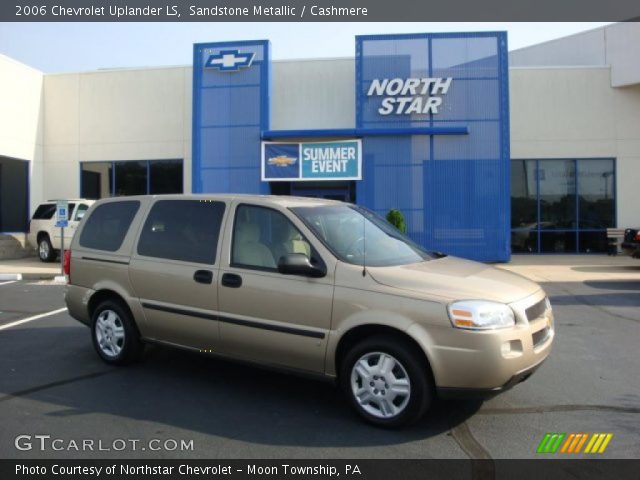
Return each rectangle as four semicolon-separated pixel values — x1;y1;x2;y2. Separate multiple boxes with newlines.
3;0;640;21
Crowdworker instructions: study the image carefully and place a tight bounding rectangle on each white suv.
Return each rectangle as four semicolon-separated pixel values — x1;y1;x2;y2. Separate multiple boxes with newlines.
28;199;95;262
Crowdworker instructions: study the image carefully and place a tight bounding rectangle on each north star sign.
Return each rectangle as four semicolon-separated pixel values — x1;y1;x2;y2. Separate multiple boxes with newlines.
366;77;453;115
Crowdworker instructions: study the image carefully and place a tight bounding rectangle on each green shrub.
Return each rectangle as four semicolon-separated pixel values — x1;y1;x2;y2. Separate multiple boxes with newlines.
386;209;407;234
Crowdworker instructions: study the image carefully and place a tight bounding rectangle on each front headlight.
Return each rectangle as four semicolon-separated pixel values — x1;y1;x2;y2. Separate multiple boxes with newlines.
448;300;515;330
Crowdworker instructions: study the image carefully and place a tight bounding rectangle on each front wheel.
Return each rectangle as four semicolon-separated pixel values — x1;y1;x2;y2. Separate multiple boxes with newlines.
91;300;143;365
340;335;432;428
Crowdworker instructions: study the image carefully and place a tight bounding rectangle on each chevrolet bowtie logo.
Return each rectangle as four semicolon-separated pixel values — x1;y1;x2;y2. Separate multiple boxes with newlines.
204;50;255;71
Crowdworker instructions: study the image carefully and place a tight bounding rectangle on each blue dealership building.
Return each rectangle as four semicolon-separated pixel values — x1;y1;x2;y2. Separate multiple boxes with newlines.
192;33;511;262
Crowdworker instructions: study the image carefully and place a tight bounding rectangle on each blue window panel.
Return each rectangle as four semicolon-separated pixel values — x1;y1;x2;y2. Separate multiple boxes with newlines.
201;68;262;89
358;54;410;126
423;159;509;261
360;54;415;83
361;38;429;75
432;122;501;161
434;79;499;121
371;165;426;211
199;87;261;127
357;136;428;210
360;135;430;166
431;37;498;79
198;126;261;170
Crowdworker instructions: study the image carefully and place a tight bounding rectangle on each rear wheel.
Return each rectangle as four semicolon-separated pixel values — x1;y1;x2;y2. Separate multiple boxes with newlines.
340;335;432;428
37;235;55;262
91;300;143;365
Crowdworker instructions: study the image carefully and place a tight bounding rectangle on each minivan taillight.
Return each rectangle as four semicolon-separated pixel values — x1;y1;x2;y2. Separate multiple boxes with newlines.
63;250;71;278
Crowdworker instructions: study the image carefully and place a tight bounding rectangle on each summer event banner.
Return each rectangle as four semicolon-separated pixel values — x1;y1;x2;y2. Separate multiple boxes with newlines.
261;140;362;181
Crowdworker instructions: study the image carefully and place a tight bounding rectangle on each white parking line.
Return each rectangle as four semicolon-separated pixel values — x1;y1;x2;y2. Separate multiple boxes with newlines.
0;308;68;331
0;280;18;286
0;274;22;281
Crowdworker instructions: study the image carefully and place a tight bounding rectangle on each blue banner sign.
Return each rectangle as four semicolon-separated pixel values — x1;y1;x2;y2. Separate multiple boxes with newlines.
262;140;361;181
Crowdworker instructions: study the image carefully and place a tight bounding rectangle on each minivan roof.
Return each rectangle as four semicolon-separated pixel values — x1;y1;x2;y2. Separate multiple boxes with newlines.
92;194;343;208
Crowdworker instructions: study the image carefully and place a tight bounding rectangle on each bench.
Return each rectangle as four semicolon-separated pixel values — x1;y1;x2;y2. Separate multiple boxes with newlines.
606;228;626;255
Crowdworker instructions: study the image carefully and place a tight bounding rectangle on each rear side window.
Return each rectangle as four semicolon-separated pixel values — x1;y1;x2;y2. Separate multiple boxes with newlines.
32;204;56;220
79;201;140;252
137;200;225;264
74;204;89;221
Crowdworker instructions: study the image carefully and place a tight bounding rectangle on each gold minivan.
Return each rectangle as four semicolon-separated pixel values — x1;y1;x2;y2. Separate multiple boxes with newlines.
64;195;554;427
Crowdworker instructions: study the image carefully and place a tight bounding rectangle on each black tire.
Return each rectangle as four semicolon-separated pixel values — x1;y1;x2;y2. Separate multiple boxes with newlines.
91;299;143;365
37;235;55;262
340;335;432;428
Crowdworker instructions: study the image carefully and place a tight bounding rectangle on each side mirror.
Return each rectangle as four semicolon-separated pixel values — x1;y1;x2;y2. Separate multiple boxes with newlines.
277;253;326;278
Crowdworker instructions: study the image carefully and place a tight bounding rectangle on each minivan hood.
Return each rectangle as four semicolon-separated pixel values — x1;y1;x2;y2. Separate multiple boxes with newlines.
367;256;540;303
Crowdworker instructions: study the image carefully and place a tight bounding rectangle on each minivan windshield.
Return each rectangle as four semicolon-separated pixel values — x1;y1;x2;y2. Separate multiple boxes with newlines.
291;205;437;267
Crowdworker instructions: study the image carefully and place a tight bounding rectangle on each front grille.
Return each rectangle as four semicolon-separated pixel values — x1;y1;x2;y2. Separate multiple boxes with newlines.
532;326;551;347
525;298;547;322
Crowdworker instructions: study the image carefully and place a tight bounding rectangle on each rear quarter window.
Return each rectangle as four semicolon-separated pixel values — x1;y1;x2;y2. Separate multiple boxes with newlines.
79;201;140;252
137;200;226;264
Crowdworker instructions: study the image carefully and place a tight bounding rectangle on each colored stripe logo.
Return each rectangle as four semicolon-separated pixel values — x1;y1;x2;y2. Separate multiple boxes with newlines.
537;433;612;454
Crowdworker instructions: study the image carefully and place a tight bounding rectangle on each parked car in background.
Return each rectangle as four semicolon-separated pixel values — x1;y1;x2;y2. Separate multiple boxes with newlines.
64;195;554;427
28;199;95;262
622;228;640;258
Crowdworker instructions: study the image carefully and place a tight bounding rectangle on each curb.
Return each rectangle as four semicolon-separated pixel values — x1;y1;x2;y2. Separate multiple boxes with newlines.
0;273;22;281
22;273;59;280
0;273;59;280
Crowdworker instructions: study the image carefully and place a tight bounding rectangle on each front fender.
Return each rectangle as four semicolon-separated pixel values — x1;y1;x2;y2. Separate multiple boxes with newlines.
325;287;447;376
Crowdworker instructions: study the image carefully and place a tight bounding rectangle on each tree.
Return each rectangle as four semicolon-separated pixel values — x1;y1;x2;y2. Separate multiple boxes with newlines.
386;209;407;234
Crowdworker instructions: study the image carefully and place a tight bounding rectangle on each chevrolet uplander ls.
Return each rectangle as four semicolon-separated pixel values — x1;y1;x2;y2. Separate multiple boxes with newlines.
64;195;554;427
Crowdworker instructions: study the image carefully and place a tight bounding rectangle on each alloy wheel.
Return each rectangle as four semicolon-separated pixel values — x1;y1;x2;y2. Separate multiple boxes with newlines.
350;351;411;419
38;240;49;260
95;309;125;358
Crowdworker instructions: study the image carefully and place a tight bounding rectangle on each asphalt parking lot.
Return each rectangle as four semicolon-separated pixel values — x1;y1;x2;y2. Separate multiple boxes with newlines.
0;262;639;460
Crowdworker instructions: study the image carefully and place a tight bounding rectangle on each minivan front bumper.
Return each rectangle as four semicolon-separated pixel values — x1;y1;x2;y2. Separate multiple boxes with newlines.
409;290;554;394
436;357;545;399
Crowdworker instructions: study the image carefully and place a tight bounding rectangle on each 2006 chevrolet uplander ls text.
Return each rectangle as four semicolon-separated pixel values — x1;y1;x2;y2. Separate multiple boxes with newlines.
64;195;554;427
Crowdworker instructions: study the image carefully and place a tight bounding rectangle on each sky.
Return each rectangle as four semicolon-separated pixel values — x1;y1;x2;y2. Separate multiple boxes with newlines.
0;22;611;73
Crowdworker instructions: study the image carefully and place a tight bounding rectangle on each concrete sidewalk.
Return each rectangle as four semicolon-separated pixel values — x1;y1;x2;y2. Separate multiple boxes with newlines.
497;254;640;283
0;254;638;282
0;256;61;280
